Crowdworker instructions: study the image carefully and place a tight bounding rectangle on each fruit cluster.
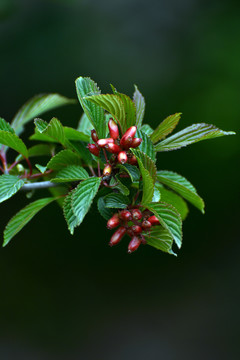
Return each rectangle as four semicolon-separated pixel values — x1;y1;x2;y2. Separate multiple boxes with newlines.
107;208;160;253
87;118;142;166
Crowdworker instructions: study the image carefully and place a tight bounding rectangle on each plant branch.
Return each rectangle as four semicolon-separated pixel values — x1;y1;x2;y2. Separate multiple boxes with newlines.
21;181;63;191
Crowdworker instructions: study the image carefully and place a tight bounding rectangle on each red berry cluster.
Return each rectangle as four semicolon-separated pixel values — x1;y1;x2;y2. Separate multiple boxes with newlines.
107;208;160;253
87;118;142;166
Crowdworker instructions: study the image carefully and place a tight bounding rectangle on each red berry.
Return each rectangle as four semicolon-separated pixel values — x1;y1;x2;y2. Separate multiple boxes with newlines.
128;155;138;165
107;213;120;229
131;225;142;234
148;215;160;225
120;135;133;149
103;164;112;176
105;143;122;154
91;129;98;143
140;234;147;245
121;126;137;141
97;138;114;147
108;118;119;140
128;236;141;253
117;151;128;164
131;209;142;220
127;228;134;237
109;226;126;246
87;143;100;156
142;220;152;230
131;137;142;148
119;210;132;222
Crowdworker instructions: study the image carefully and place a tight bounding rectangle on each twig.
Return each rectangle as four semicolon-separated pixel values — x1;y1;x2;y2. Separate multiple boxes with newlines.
21;181;62;191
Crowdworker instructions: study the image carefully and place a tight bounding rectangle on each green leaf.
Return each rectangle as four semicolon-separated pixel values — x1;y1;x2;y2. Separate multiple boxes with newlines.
97;197;114;220
118;163;140;182
157;170;205;213
104;193;129;209
3;197;55;246
63;127;90;142
77;112;93;135
67;141;93;165
63;189;79;234
0;118;14;133
110;175;130;196
155;123;235;152
72;177;101;227
51;165;89;183
156;183;188;220
141;124;154;136
28;144;53;157
150;113;181;144
146;202;182;248
84;94;126;134
145;227;175;255
0;131;28;157
114;92;136;130
133;85;145;127
0;175;25;203
11;93;75;135
47;149;81;170
35;164;47;174
131;149;156;181
34;118;66;145
136;129;156;162
152;185;161;202
75;77;106;139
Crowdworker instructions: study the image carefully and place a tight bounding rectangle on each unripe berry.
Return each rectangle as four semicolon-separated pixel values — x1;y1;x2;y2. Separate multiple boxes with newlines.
148;215;160;225
97;138;114;147
120;135;133;149
128;155;138;165
131;209;142;220
117;151;128;164
142;220;152;230
107;213;120;229
108;118;119;140
109;226;126;246
119;210;132;222
131;225;142;234
103;164;112;176
91;129;98;143
128;236;141;253
87;143;100;156
131;137;142;148
105;143;122;154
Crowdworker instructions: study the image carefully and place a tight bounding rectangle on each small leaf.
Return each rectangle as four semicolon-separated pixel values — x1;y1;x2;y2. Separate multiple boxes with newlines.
11;93;75;135
141;124;154;136
3;197;55;246
72;177;101;227
155;123;235;152
75;77;106;139
118;163;140;182
133;85;145;127
145;227;175;255
0;131;28;157
146;202;182;249
34;118;66;145
63;189;79;234
0;175;25;203
47;149;81;170
152;186;161;202
77;112;93;135
136;129;156;162
28;144;53;157
51;165;89;183
84;94;126;134
156;183;188;220
131;149;157;181
63;127;90;142
110;176;130;196
150;113;181;144
114;92;136;130
104;193;129;209
157;170;204;213
97;197;114;220
0;118;14;133
35;164;47;174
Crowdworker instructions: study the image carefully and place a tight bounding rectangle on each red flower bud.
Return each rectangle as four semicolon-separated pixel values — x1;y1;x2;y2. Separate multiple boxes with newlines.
117;151;128;164
120;135;133;149
142;220;152;230
128;155;138;165
140;234;147;245
127;228;134;237
105;143;122;154
109;226;126;246
87;143;100;156
122;126;137;140
107;213;120;229
97;138;114;147
131;138;142;148
91;129;98;143
108;118;119;140
119;210;132;222
148;215;160;225
131;209;142;220
131;225;142;234
103;164;112;176
128;236;141;253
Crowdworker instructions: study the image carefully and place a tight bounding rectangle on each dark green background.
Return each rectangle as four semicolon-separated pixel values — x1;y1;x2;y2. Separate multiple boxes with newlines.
0;0;239;359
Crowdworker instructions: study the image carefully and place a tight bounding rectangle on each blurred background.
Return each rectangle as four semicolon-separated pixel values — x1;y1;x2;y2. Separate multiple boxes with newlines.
0;0;239;359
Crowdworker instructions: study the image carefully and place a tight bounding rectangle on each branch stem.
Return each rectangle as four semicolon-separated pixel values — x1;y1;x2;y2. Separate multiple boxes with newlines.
21;181;62;191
